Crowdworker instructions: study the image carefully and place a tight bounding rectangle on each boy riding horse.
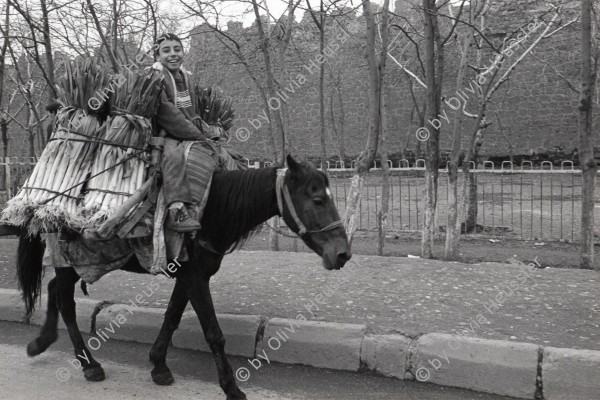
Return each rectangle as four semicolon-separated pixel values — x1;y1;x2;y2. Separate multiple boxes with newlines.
153;33;217;233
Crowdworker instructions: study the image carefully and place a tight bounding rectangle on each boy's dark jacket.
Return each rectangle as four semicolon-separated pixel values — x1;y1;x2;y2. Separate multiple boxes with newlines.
154;67;205;140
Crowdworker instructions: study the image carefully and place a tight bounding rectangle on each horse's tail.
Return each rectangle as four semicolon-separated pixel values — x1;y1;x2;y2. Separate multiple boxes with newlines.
17;232;45;318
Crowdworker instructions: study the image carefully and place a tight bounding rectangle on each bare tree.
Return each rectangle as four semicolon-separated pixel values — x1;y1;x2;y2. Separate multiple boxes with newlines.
0;2;11;188
419;0;460;258
440;2;565;259
85;0;119;71
5;49;48;158
182;0;303;163
342;0;390;243
578;0;598;269
305;0;348;170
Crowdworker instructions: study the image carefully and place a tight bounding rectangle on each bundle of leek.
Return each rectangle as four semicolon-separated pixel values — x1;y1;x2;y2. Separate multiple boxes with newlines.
82;70;162;224
1;59;110;232
194;87;235;138
32;109;104;230
56;57;112;114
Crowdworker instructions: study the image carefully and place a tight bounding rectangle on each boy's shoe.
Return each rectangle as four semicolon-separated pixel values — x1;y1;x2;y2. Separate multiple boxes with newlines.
165;206;202;232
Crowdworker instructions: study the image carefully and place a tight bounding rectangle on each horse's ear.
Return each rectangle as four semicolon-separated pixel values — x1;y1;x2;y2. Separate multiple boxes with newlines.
286;154;301;173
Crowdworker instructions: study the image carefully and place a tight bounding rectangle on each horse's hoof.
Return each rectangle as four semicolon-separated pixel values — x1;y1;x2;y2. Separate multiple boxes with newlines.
83;365;105;382
227;388;247;400
27;335;57;357
26;340;42;357
151;367;174;386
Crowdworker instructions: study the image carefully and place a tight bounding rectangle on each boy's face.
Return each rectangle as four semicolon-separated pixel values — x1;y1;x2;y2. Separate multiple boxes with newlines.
157;39;184;72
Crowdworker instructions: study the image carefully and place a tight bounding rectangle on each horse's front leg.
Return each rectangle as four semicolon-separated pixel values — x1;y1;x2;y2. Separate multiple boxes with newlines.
55;268;105;381
149;277;188;385
180;259;246;400
27;277;59;356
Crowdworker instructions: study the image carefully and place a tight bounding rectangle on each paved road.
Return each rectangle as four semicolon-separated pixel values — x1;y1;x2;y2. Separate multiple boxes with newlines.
0;321;515;400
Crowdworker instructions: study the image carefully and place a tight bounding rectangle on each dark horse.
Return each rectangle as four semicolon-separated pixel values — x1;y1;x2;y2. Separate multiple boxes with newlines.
16;155;351;399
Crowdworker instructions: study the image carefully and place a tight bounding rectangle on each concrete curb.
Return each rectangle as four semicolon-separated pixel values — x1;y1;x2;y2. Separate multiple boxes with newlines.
1;288;599;399
257;318;366;371
543;347;600;400
412;333;539;399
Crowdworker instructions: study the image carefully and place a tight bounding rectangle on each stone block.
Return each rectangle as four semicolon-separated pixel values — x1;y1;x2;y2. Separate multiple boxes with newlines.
543;346;600;400
257;318;367;371
413;333;538;399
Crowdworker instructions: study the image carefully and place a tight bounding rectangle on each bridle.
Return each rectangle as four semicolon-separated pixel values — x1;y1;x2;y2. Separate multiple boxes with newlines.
274;168;344;237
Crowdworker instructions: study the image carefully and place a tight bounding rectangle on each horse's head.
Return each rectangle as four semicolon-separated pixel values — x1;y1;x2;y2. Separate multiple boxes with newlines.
278;155;351;270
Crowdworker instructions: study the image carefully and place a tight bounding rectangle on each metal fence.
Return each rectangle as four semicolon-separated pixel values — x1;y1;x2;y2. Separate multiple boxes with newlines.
323;160;594;242
1;157;594;242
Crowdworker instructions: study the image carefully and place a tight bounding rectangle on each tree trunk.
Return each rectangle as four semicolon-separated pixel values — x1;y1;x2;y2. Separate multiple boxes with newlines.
86;0;119;72
445;32;473;260
24;105;35;158
343;173;365;246
318;6;327;171
251;0;286;163
378;88;390;256
578;0;597;270
464;171;477;233
330;87;346;163
40;0;57;101
0;122;7;190
335;83;346;161
269;217;279;251
415;102;426;158
421;0;443;259
28;130;35;158
446;165;459;257
0;3;9;189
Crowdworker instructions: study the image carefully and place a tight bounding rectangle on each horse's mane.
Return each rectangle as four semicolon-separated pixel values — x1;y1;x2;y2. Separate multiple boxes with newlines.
201;166;278;252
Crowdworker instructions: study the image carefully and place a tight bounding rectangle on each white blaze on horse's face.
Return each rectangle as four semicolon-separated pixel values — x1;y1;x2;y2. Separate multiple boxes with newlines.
326;187;332;198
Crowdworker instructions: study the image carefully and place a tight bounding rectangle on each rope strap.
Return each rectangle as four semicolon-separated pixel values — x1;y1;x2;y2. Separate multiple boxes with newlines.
49;135;149;152
282;183;307;236
21;186;79;200
85;188;132;196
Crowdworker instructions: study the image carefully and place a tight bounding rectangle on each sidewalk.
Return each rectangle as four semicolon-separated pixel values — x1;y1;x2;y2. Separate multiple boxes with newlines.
1;239;599;399
2;244;596;350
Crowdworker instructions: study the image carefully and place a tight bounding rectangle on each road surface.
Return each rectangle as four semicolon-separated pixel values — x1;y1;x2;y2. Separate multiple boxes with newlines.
0;321;515;400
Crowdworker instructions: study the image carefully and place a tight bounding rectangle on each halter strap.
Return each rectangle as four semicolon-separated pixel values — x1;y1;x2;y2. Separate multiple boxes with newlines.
282;182;308;236
275;168;344;237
